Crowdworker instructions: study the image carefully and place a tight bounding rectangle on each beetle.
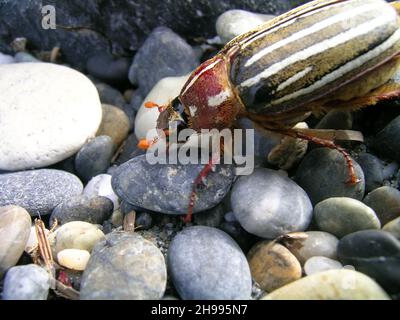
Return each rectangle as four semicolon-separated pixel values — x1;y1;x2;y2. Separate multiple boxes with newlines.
139;0;400;222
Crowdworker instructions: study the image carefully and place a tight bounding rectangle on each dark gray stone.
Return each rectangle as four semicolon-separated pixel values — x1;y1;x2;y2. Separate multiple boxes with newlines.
130;92;144;112
231;168;313;239
295;148;365;205
0;169;83;216
75;136;115;182
95;83;126;109
0;0;307;70
168;226;252;300
356;153;384;193
372;115;400;162
114;133;146;165
315;110;353;130
86;52;130;85
50;195;114;225
80;232;167;300
193;204;225;228
111;155;235;215
219;221;258;253
136;212;153;230
338;230;400;294
2;265;50;300
128;27;199;95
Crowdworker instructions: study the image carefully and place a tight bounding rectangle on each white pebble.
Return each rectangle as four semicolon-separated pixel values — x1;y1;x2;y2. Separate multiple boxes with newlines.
304;256;343;276
57;249;90;271
84;174;119;210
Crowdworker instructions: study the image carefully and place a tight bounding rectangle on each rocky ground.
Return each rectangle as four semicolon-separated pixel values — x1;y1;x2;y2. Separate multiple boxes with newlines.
0;1;400;300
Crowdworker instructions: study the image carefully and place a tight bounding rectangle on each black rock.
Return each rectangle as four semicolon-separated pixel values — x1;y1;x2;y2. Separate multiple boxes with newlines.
315;110;353;130
193;204;225;228
295;148;365;205
50;195;114;226
95;83;126;109
111;155;235;215
135;212;154;230
75;136;115;182
356;153;384;193
86;52;131;85
372;115;400;162
337;230;400;294
128;27;199;95
219;221;259;253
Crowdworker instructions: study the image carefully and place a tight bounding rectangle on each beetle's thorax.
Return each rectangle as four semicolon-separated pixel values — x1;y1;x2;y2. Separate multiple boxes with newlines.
178;52;245;132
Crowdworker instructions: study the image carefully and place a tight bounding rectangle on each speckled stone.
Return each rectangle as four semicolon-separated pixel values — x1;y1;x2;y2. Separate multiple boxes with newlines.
248;241;302;292
80;232;167;300
363;186;400;225
0;169;83;216
112;155;235;215
262;269;389;300
295;148;365;205
314;197;381;238
231;168;313;239
168;226;252;300
0;206;31;276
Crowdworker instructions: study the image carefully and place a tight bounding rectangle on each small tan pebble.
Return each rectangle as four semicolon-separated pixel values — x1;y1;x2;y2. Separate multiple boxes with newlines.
96;104;130;146
247;240;302;292
57;249;90;271
111;209;124;227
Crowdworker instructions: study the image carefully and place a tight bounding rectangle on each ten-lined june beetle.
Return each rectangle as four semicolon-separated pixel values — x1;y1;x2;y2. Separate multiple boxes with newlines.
140;0;400;222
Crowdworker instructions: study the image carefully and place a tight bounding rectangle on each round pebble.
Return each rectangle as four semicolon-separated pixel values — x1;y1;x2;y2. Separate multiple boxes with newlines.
373;114;400;162
95;83;126;109
97;104;130;146
0;63;102;171
193;204;225;228
57;249;91;271
2;265;50;300
262;269;389;300
135;212;154;230
247;241;302;292
295;148;365;205
314;197;381;238
80;232;167;300
363;186;400;225
304;256;343;276
75;135;115;182
0;52;14;64
0;206;31;276
83;174;120;211
50;195;114;226
231;168;313;239
168;226;252;300
383;217;400;240
86;52;130;85
112;155;235;215
0;169;83;216
281;231;339;265
315;110;353;130
356;153;384;193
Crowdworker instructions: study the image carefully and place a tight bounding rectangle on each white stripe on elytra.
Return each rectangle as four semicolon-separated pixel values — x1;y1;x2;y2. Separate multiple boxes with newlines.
240;0;349;49
276;66;314;92
244;2;381;68
239;9;397;89
181;59;221;96
269;27;400;106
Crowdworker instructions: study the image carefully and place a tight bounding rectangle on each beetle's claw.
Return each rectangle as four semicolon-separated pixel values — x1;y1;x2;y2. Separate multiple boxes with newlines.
145;101;166;113
137;138;158;150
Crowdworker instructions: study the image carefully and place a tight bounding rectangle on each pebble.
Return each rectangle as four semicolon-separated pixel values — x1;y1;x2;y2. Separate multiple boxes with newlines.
262;269;389;300
112;155;235;215
314;197;381;238
0;169;83;216
383;217;400;240
135;212;154;230
134;74;190;141
80;232;167;300
95;83;126;109
14;52;40;63
0;206;31;276
219;221;258;253
231;168;313;239
83;174;120;211
2;265;50;300
337;230;400;294
168;226;252;300
50;195;114;226
57;249;90;271
356;153;384;192
295;148;365;205
0;52;14;64
193;204;225;228
216;10;275;43
75;136;115;182
51;221;105;256
247;241;302;292
363;186;400;225
114;133;146;165
315;110;353;130
86;52;130;85
373;114;400;162
0;63;102;171
97;104;130;147
282;231;339;265
304;256;343;276
128;26;199;96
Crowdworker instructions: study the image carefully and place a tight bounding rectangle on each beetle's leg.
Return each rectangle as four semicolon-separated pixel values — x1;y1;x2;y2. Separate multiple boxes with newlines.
145;101;166;113
274;128;360;185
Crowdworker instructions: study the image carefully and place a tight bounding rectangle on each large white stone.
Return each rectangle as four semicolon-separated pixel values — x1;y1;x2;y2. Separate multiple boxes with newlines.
0;63;102;171
134;74;190;141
